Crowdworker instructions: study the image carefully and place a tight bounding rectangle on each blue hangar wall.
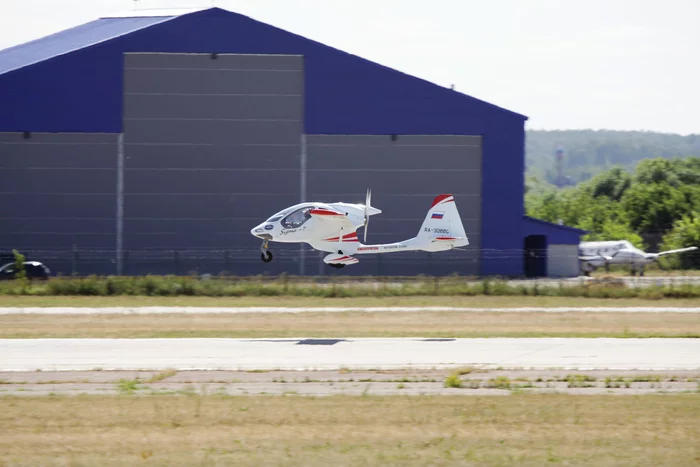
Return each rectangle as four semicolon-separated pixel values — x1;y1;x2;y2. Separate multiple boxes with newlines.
0;7;528;276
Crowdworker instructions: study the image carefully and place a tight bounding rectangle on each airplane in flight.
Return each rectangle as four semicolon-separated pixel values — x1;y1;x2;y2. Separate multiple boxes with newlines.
250;190;469;268
578;240;698;276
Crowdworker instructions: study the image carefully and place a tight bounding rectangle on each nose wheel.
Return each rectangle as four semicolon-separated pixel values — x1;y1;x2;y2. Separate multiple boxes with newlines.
260;241;273;263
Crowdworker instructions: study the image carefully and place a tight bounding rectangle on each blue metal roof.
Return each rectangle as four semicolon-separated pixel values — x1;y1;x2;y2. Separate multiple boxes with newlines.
523;216;588;246
0;16;174;75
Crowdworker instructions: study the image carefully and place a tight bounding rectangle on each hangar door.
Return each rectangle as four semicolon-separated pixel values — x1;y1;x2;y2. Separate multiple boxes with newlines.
305;135;481;276
122;53;304;275
0;132;118;275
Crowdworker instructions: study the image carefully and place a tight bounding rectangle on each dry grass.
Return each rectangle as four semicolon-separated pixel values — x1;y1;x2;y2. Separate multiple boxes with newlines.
0;394;698;466
2;294;700;308
1;311;699;338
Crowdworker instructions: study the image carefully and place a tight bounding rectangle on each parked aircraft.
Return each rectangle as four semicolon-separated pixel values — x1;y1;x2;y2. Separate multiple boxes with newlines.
250;190;469;268
578;240;698;276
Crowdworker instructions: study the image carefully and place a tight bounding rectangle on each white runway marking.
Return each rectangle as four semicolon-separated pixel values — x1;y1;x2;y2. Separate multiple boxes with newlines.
1;306;699;315
1;338;698;371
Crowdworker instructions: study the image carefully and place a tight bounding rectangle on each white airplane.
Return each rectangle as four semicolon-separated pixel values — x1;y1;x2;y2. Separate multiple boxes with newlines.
578;240;698;276
250;190;469;268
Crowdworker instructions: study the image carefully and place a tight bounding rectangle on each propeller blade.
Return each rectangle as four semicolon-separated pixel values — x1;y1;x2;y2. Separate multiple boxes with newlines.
363;188;371;244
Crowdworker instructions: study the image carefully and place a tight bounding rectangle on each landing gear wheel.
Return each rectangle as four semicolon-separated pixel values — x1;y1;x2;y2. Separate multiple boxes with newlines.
261;251;273;263
329;263;345;269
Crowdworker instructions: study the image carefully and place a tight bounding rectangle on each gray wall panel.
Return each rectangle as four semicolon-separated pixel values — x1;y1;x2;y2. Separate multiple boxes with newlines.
123;194;293;219
1;169;115;193
0;194;114;218
307;170;480;195
1;234;115;250
125;170;298;194
122;53;303;275
0;132;117;274
0;144;118;169
123;119;302;145
306;134;482;276
124;68;302;95
308;135;481;147
125;52;303;71
124;145;299;170
308;146;481;170
124;94;302;120
0;133;117;144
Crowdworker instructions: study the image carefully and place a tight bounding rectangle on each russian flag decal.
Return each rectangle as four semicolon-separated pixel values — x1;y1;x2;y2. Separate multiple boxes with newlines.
431;211;444;219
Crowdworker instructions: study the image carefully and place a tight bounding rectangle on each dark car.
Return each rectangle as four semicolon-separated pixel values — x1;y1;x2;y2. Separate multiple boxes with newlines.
0;261;51;280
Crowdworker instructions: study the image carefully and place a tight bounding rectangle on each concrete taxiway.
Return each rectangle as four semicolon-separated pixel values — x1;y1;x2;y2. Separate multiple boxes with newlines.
1;368;697;397
2;337;698;372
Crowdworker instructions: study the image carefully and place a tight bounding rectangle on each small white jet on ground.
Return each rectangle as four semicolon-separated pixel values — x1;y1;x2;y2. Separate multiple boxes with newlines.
250;190;469;268
578;240;698;276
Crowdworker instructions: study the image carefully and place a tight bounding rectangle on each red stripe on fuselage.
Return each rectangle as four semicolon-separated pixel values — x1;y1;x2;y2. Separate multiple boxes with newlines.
310;209;343;216
322;232;359;242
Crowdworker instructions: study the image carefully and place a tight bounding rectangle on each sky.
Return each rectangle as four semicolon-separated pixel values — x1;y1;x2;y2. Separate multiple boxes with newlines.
0;0;698;135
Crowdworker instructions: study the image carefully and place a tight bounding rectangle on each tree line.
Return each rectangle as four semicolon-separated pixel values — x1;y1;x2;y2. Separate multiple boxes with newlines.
526;130;700;185
525;157;700;268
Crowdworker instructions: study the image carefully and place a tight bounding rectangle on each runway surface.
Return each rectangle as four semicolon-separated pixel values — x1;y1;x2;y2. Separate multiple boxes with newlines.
2;337;698;371
2;306;699;314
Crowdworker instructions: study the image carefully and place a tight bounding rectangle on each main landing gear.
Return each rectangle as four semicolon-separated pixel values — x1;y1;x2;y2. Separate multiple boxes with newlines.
328;250;346;269
260;240;273;263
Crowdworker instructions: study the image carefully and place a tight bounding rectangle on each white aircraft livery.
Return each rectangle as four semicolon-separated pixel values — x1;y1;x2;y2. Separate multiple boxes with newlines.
579;240;698;276
250;190;469;268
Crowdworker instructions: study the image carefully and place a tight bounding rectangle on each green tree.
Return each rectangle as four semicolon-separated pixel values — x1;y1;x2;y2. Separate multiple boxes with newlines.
620;183;693;234
658;216;700;269
589;166;631;201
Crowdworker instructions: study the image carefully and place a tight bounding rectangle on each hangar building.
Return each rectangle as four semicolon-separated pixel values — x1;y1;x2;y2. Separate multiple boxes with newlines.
0;7;586;277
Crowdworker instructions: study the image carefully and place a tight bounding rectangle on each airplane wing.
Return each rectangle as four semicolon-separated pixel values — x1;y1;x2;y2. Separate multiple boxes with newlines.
652;246;698;257
309;207;357;234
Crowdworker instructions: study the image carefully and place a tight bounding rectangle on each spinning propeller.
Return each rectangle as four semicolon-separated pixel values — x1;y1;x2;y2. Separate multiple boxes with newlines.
363;188;371;243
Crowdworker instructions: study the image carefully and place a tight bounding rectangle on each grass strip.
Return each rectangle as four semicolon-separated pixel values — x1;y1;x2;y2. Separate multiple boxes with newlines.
1;311;699;339
2;274;700;299
0;394;697;466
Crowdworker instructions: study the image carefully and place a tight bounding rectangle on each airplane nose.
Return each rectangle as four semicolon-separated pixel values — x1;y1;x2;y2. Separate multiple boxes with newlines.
251;225;273;240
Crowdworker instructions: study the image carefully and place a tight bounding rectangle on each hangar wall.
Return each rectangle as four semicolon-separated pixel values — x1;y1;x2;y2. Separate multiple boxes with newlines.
0;8;531;276
122;52;304;275
0;132;117;274
305;135;481;276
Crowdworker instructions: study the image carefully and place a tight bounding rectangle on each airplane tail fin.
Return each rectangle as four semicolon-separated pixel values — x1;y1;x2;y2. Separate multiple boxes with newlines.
414;194;469;250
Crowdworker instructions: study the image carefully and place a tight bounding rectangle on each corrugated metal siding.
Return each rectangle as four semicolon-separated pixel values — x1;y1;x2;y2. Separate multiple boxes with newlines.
121;52;303;275
0;7;529;276
0;132;118;275
306;135;482;276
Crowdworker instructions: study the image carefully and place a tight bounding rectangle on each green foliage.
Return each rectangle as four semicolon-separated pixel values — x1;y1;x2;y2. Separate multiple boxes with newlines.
1;275;700;299
526;157;700;262
443;374;463;388
620;183;696;234
659;216;700;269
12;250;26;281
